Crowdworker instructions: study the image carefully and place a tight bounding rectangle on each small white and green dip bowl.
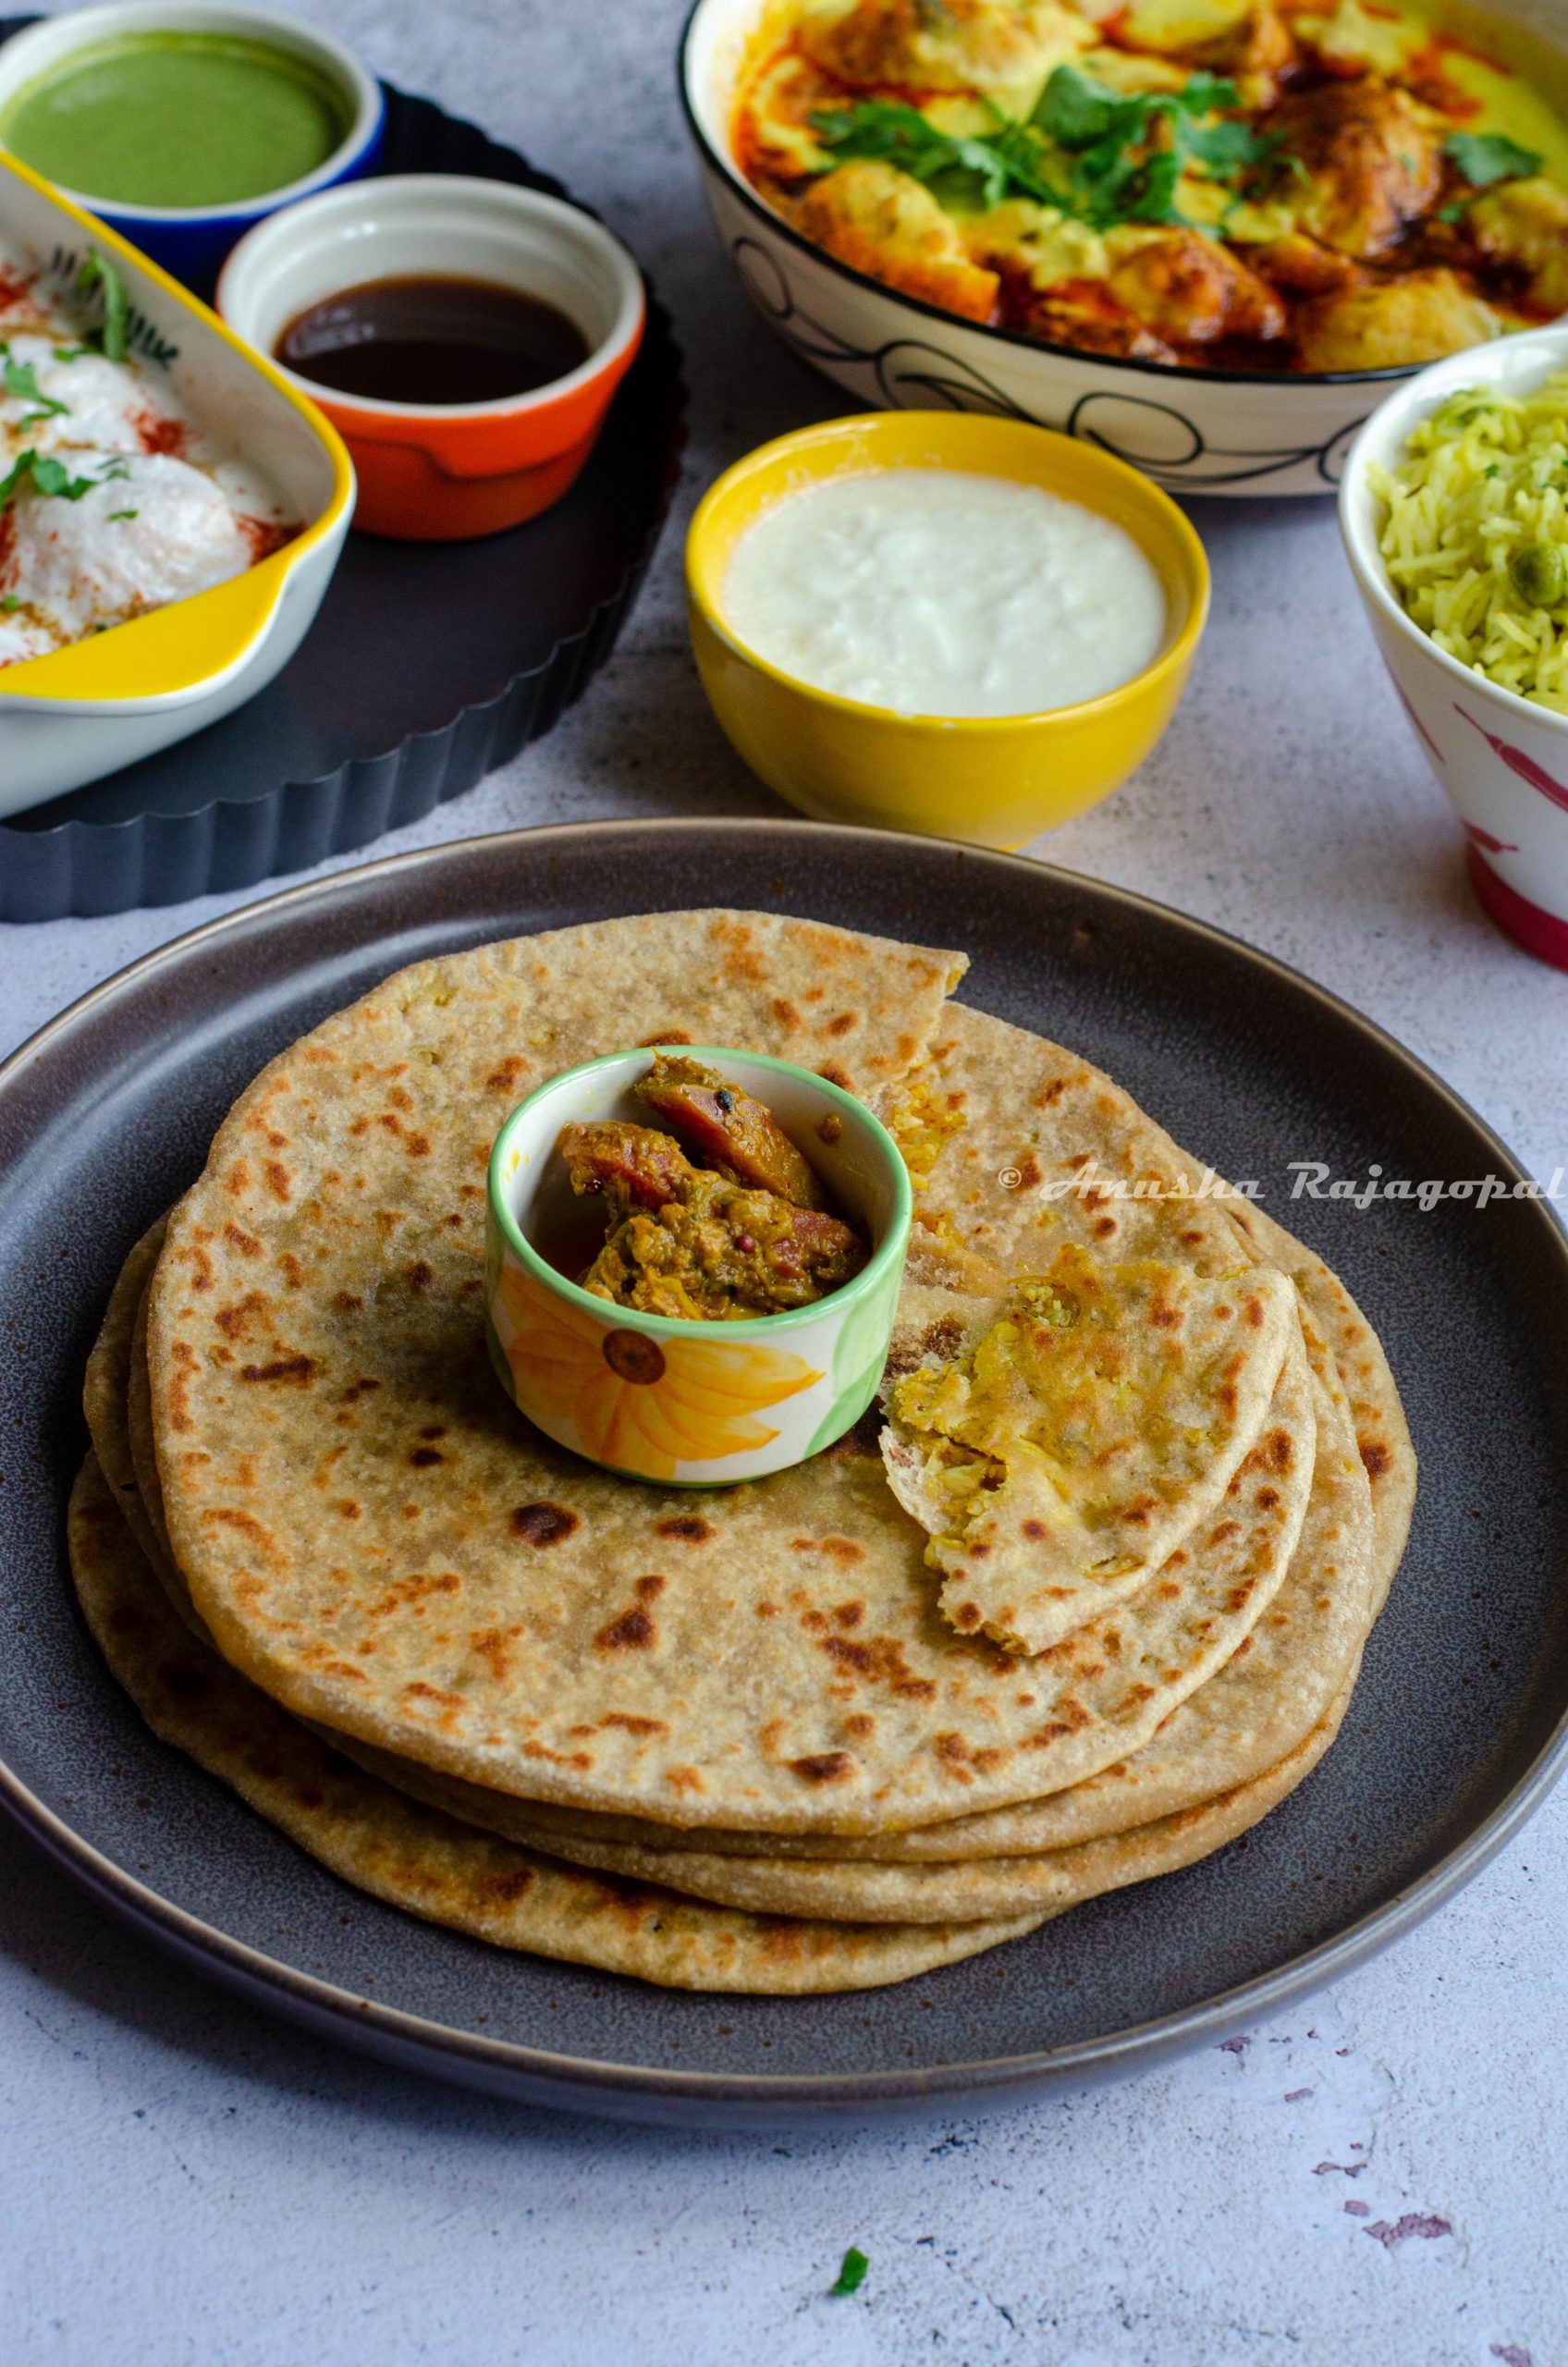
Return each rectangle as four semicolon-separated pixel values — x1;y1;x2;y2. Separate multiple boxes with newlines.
485;1047;912;1487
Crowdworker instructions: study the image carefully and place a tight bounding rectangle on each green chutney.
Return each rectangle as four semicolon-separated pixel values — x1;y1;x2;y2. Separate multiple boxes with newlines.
1;32;351;208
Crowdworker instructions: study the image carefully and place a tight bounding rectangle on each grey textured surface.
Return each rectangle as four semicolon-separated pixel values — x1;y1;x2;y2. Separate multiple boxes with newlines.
2;0;1567;2361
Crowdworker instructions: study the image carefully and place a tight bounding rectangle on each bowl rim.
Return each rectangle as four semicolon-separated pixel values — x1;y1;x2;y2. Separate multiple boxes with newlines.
487;1043;913;1343
1339;319;1568;739
0;0;385;227
675;0;1431;395
0;145;354;711
215;173;648;425
685;409;1211;731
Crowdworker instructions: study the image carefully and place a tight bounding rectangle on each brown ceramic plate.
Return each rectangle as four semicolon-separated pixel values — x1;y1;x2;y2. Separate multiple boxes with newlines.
2;819;1565;2127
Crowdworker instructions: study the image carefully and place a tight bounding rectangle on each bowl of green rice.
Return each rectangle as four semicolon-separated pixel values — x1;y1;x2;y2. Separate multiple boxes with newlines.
1343;323;1568;973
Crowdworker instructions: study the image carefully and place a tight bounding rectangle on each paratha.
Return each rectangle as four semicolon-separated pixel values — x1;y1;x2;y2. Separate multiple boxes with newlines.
144;937;1321;1839
880;1248;1297;1655
355;1323;1370;1864
880;1003;1415;1605
68;1451;1045;1992
360;1668;1356;1924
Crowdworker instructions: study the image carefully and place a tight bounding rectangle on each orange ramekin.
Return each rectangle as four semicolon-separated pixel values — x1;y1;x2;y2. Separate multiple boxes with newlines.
217;174;644;540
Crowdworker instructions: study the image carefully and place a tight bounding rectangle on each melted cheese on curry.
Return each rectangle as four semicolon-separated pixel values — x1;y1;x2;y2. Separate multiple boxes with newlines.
732;0;1568;370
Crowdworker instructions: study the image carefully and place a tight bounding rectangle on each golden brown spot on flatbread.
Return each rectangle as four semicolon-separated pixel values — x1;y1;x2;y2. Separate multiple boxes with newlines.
223;1221;263;1260
755;1599;778;1619
952;1601;983;1631
1360;1437;1392;1480
337;1500;360;1520
264;1162;290;1203
214;1293;267;1340
202;1505;283;1560
789;1751;857;1785
470;1625;522;1682
821;1631;937;1699
1256;1486;1281;1511
818;1062;851;1090
771;998;802;1029
665;1764;704;1794
510;1501;580;1546
368;1570;459;1613
640;1028;692;1047
405;1679;464;1710
843;1712;876;1741
482;1867;535;1907
278;1254;303;1289
407;1261;435;1294
340;1376;379;1403
601;1712;667;1736
485;1056;528;1093
595;1605;657;1652
408;1445;445;1468
333;1292;362;1313
1021;1518;1047;1541
654;1515;714;1543
826;1012;856;1037
790;1535;864;1564
1209;1519;1243;1543
406;1134;431;1158
833;1600;865;1628
239;1354;315;1386
521;1740;594;1772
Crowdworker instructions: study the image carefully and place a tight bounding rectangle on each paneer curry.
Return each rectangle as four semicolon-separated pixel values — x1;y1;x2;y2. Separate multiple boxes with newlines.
732;0;1568;371
556;1056;868;1318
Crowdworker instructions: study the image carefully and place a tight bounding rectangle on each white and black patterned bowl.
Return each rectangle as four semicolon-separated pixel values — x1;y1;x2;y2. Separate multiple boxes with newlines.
678;0;1568;499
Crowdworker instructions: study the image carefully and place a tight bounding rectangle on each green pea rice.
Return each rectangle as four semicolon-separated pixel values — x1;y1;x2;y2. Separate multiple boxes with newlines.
1372;374;1568;715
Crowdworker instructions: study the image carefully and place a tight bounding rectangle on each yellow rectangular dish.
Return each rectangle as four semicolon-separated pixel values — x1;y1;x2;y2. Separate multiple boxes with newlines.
0;150;353;813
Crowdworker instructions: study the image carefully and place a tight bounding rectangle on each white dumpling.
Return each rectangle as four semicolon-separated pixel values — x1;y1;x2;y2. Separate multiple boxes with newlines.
0;333;188;460
0;610;57;668
5;450;253;643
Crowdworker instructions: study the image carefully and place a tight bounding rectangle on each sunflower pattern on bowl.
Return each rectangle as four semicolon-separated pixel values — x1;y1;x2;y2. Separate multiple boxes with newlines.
489;1256;825;1483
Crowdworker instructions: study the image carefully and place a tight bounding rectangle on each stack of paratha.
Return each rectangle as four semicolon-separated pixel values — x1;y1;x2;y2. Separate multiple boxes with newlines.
71;912;1414;1993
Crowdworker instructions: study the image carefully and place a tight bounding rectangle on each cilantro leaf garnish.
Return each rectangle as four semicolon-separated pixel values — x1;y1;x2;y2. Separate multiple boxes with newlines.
74;248;129;362
0;448;97;507
810;100;1065;207
3;357;69;421
1445;130;1542;188
828;2246;869;2297
1;594;20;613
106;508;140;521
813;66;1280;236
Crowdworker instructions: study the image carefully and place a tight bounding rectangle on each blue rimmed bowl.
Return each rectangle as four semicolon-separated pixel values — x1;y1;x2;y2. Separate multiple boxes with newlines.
485;1047;912;1488
0;1;385;293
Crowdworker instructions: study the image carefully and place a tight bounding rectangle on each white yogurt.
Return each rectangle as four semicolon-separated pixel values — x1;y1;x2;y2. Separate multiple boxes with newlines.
721;467;1168;718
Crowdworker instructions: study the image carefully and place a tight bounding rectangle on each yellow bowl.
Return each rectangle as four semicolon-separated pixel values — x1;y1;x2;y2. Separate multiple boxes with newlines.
685;411;1210;850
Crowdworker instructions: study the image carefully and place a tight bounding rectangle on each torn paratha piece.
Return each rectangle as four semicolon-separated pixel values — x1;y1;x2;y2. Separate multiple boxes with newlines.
882;1244;1298;1656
